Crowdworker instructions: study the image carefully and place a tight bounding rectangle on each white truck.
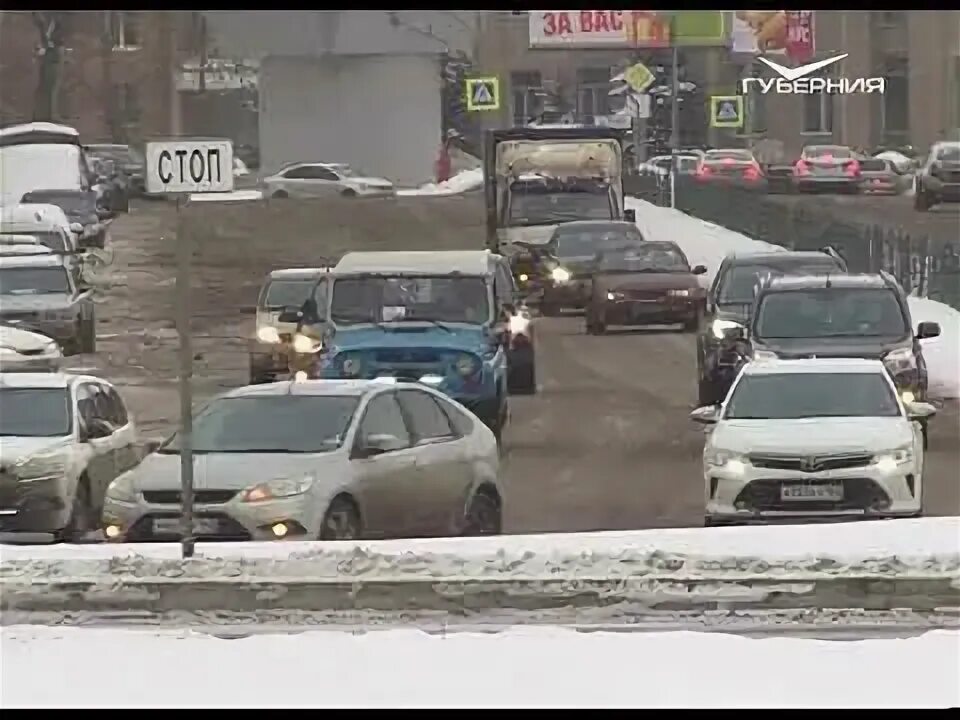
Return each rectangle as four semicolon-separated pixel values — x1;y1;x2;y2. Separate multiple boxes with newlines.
482;127;634;253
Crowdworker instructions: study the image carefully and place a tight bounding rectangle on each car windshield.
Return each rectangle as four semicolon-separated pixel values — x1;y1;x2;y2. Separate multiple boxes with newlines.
0;266;71;295
597;244;690;273
262;279;323;310
804;146;852;159
508;187;612;226
21;191;95;220
0;388;72;436
331;275;490;325
725;372;901;420
717;262;838;305
160;396;359;454
553;228;642;257
935;145;960;162
755;288;909;339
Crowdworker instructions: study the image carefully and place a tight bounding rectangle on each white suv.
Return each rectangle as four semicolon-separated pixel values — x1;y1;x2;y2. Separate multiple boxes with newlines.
690;358;934;526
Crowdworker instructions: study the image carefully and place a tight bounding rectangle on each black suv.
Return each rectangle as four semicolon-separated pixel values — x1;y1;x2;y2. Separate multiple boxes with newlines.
748;272;940;441
696;249;847;405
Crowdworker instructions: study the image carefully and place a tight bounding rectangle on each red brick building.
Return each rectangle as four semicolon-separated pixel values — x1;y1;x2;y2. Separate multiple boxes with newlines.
0;11;197;143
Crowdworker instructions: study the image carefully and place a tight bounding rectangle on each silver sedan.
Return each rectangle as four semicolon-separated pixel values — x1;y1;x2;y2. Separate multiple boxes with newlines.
0;324;62;372
101;378;503;542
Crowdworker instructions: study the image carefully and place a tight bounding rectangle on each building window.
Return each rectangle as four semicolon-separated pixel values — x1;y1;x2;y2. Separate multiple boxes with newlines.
115;83;141;124
801;74;834;134
511;71;542;126
879;11;905;28
576;67;610;121
110;11;141;50
881;56;909;142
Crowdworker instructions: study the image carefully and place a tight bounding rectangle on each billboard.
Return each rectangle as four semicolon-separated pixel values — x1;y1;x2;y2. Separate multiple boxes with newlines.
528;11;726;49
731;11;815;60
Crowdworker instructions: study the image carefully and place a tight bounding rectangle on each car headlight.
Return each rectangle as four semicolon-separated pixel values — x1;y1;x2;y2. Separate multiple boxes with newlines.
455;353;479;377
508;313;529;335
884;347;916;372
551;267;571;283
606;290;625;301
105;474;138;503
874;446;914;473
241;475;314;503
667;289;691;297
705;450;748;475
752;349;778;362
900;390;916;405
712;318;742;340
341;356;361;376
518;273;529;282
292;333;321;353
257;326;281;344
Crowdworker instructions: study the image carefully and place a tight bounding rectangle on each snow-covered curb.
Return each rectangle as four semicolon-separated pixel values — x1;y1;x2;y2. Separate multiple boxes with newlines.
396;168;483;196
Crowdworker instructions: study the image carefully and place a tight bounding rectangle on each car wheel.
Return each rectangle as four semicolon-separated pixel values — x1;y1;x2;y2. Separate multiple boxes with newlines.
61;477;92;543
697;377;717;407
341;188;357;197
914;188;930;211
271;190;289;199
507;358;537;395
319;496;362;540
682;313;700;332
541;301;561;317
586;318;606;335
462;490;502;536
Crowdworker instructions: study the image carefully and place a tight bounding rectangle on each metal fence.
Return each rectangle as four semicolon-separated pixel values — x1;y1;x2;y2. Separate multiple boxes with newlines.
622;175;960;312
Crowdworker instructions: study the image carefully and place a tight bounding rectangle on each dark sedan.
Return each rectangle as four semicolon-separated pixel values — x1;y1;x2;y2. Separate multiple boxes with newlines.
585;242;707;335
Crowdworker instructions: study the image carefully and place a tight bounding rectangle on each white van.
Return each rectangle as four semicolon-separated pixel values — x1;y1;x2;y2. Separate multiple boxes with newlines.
0;123;93;205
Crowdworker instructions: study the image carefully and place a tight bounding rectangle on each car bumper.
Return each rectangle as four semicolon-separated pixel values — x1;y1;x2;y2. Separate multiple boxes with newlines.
598;297;699;325
697;177;768;192
544;280;590;309
705;462;921;522
101;493;323;542
0;476;70;534
794;177;860;191
250;345;290;380
921;178;960;200
0;319;77;347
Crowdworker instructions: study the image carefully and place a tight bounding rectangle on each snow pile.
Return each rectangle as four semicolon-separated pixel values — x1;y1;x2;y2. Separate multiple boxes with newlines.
396;168;483;196
3;517;958;584
3;625;957;708
626;197;960;399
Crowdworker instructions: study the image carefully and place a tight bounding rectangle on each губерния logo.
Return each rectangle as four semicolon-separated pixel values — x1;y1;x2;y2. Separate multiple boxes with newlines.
741;54;886;95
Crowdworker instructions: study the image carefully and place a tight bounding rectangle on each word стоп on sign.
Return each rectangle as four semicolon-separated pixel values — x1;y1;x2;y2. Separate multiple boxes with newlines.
145;138;234;195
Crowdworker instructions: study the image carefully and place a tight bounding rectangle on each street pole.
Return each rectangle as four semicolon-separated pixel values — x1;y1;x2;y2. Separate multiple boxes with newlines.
175;196;196;559
668;16;680;209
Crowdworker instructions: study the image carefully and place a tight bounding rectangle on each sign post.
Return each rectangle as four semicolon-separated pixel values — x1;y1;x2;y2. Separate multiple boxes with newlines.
145;138;233;559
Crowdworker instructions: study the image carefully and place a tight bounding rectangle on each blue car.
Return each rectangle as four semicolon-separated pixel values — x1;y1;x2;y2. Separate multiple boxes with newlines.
318;251;537;440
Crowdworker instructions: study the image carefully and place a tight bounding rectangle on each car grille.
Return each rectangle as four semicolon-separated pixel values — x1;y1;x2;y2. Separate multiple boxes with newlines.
735;477;890;512
623;289;665;301
375;349;442;364
141;490;238;505
126;513;251;542
748;453;873;473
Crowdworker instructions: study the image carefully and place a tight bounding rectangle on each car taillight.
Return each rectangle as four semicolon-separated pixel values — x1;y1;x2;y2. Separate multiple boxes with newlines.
743;165;760;180
845;160;861;176
696;165;712;179
794;160;810;175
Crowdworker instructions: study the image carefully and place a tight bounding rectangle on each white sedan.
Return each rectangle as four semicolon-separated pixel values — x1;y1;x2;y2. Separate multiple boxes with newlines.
262;162;395;199
690;358;934;526
102;378;503;542
0;324;62;372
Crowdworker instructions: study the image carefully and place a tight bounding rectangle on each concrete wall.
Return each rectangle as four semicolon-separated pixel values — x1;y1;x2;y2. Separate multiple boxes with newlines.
259;54;441;185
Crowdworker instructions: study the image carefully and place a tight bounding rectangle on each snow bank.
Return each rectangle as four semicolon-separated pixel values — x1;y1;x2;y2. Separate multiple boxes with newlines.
2;625;957;708
626;197;960;399
396;168;483;196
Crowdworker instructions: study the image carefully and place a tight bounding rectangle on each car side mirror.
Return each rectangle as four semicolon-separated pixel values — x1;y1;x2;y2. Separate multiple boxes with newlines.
692;264;708;275
689;405;720;424
905;401;937;420
623;209;636;223
916;321;940;340
69;222;84;235
355;433;404;458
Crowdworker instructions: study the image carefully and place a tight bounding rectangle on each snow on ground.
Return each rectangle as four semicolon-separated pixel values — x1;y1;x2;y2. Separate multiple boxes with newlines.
625;197;960;399
2;625;957;708
396;168;483;196
3;517;957;571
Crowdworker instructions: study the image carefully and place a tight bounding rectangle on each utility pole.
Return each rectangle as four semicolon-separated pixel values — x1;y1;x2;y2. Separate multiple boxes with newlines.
668;14;680;208
198;12;208;93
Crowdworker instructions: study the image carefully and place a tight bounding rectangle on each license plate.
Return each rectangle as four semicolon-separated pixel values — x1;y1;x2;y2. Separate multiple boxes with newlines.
152;517;220;535
780;483;843;501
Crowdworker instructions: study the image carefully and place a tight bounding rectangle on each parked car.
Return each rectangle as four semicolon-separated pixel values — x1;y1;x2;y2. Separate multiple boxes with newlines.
0;324;63;372
100;379;503;542
262;162;395;199
855;156;903;195
0;204;85;284
20;189;112;249
694;149;767;191
86;144;145;197
914;141;960;212
88;157;130;213
0;371;138;541
792;145;862;194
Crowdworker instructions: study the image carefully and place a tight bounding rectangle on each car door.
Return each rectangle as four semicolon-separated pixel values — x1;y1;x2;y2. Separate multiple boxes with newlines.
698;257;728;371
100;382;138;475
308;166;342;197
276;166;311;197
348;391;422;538
395;388;468;534
73;382;115;505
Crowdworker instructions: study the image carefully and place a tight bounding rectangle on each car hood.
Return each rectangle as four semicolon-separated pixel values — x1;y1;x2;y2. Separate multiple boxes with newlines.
129;451;344;491
331;323;488;353
753;336;909;360
498;225;559;249
0;295;74;313
0;325;55;352
0;436;72;467
712;417;913;455
714;303;753;324
595;271;700;292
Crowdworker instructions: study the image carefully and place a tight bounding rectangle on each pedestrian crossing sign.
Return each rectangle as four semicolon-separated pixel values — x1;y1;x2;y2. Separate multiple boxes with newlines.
710;95;744;129
466;77;500;112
